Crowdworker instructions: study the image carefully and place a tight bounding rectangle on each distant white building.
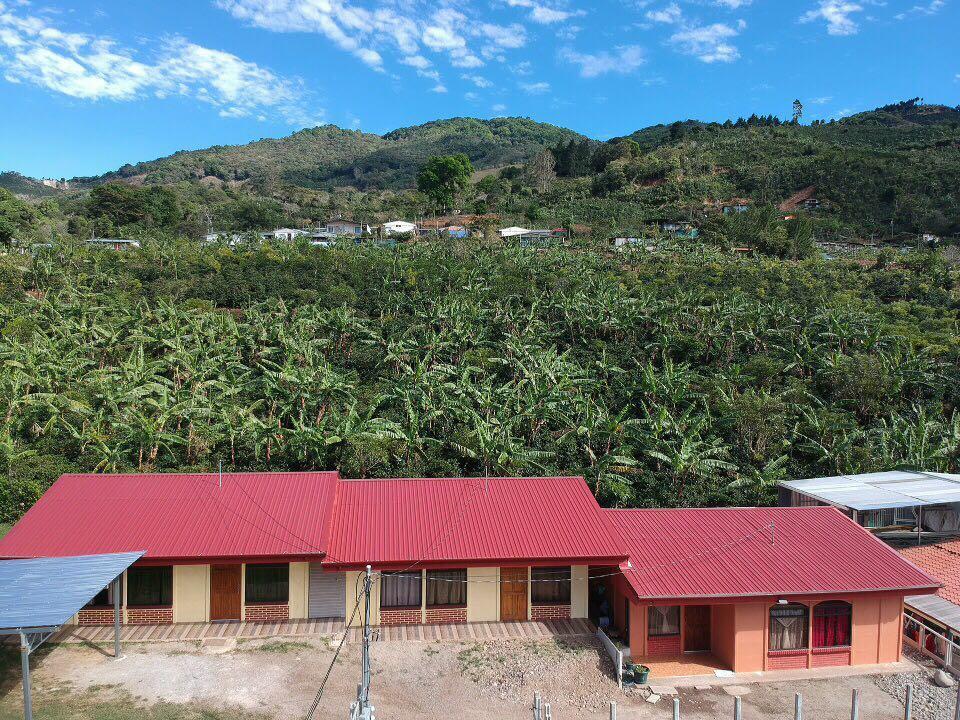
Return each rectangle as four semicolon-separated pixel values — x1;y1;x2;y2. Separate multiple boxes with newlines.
263;228;309;241
499;226;530;238
204;232;246;245
86;237;140;251
382;220;417;236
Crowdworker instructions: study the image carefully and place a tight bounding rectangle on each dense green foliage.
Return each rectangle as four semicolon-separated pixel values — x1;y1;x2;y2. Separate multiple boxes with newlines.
1;240;957;523
416;153;474;212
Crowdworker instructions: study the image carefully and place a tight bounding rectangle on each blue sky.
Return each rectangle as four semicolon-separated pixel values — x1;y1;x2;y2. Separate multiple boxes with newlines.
0;0;957;179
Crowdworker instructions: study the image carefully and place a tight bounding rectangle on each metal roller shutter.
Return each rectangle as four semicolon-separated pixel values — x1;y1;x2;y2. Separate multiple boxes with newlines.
309;564;346;619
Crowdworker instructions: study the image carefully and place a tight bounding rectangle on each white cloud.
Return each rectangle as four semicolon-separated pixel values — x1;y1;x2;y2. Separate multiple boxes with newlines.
0;3;315;124
799;1;863;36
461;73;493;88
646;3;682;23
512;60;533;75
670;22;741;62
530;5;584;23
714;0;752;7
556;24;581;39
492;102;507;112
809;95;832;104
519;80;550;93
217;0;525;79
431;83;447;93
560;45;645;77
895;0;946;18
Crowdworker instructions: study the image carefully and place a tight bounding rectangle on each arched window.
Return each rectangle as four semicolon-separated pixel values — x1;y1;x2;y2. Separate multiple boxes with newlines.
814;601;852;648
769;603;809;651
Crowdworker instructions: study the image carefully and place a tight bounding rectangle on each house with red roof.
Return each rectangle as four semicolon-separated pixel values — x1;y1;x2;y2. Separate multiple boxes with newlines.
0;471;938;675
898;541;960;664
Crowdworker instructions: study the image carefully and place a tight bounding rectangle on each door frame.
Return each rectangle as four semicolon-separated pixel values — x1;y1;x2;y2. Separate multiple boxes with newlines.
499;567;529;622
210;563;243;622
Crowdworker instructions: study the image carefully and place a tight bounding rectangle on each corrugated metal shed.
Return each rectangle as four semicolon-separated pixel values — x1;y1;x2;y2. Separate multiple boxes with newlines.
0;552;142;631
607;506;939;601
325;476;625;567
779;471;960;510
0;473;338;561
900;541;960;631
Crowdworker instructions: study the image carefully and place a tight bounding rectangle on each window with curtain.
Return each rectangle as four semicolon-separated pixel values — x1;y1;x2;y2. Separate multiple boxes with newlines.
531;566;571;604
426;569;467;607
245;563;289;604
127;566;172;607
381;571;422;608
648;606;680;636
769;604;809;651
814;602;851;648
86;583;116;608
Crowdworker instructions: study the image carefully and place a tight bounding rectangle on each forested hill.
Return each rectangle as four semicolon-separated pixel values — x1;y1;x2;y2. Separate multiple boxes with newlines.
73;117;585;191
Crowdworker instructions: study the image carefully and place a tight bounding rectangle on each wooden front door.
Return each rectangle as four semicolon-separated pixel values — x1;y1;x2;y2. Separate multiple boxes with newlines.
500;567;528;622
210;564;242;621
683;605;711;652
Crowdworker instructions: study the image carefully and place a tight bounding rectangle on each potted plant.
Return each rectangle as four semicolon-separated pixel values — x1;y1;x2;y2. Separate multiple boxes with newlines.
635;665;651;684
622;661;636;686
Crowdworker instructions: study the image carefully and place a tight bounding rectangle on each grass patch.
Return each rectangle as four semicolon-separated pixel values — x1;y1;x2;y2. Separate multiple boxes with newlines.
237;640;311;654
0;697;270;720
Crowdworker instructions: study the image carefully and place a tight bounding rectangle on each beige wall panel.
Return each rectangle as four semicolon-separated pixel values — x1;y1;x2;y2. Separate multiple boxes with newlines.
173;564;210;623
467;567;499;622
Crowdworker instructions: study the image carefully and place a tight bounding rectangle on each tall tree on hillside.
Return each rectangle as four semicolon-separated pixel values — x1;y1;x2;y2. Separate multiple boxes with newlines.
792;99;803;124
416;154;474;213
524;150;557;193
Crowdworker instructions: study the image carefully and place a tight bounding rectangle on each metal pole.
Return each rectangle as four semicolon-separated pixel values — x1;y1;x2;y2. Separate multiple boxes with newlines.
113;575;122;659
360;565;373;710
851;689;860;720
609;700;617;720
674;696;681;720
954;684;960;720
20;633;32;720
734;696;742;720
795;692;802;720
904;684;913;720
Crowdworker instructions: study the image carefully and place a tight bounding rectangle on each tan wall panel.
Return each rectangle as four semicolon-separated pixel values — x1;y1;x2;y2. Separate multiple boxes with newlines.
851;596;881;665
288;562;310;620
711;604;737;670
877;596;903;663
173;564;210;623
732;602;767;672
467;567;499;622
346;570;380;627
571;565;588;619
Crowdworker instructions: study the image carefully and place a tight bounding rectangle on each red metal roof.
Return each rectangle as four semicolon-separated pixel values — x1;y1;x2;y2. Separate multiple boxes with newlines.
324;476;624;568
899;541;960;605
0;472;338;561
607;506;939;601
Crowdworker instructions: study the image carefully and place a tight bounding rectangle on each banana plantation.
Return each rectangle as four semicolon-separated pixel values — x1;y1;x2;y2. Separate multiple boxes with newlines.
1;240;958;523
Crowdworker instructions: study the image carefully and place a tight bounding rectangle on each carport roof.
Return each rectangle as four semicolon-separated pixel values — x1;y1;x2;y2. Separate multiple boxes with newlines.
778;470;960;511
0;552;143;632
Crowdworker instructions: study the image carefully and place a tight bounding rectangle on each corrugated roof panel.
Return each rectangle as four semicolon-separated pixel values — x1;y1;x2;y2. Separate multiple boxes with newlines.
0;473;338;561
608;506;939;600
780;471;960;510
0;552;143;631
324;476;625;567
900;541;960;607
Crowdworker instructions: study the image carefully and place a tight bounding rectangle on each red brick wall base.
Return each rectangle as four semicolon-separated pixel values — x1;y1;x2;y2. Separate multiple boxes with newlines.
380;608;422;625
425;607;467;624
811;648;851;667
531;605;571;621
77;608;116;626
767;651;809;670
646;635;682;656
127;607;174;625
244;604;289;622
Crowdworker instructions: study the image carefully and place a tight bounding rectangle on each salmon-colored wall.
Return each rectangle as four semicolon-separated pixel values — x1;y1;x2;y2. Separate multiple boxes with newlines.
711;604;737;670
623;593;906;673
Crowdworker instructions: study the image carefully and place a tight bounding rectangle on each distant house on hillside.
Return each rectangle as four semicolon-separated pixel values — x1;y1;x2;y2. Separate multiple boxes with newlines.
779;186;821;213
263;228;309;242
659;221;698;239
204;232;245;245
441;225;470;238
499;226;530;238
504;228;565;248
721;198;752;215
86;237;140;251
420;214;500;236
382;220;418;236
324;219;371;236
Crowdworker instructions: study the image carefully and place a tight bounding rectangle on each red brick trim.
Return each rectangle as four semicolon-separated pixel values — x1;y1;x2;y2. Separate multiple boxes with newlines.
244;603;289;622
767;649;809;670
531;604;571;621
425;607;466;624
811;647;851;667
380;608;422;625
646;634;682;656
127;607;174;625
77;608;116;626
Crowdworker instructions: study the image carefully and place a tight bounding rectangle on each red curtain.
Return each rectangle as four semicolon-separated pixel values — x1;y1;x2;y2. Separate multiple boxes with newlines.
814;606;851;647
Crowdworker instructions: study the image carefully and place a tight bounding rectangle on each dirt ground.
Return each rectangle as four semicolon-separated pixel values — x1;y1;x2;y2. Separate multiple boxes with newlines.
0;635;920;720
